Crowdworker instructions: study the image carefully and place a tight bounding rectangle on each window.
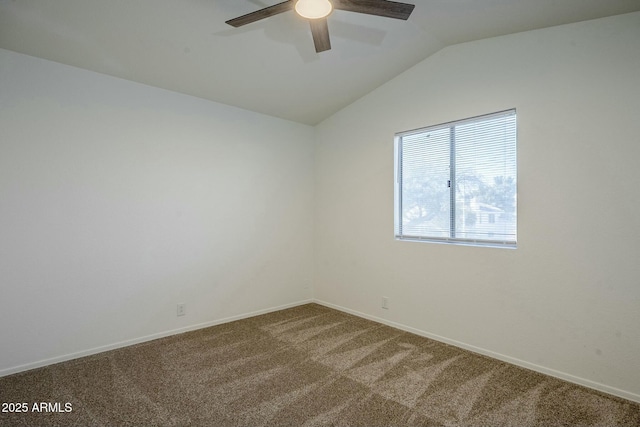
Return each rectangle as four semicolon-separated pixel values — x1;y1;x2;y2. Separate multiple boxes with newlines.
394;109;517;248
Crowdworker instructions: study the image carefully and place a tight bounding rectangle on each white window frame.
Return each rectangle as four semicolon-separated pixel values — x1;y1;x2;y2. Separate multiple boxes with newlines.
394;109;517;248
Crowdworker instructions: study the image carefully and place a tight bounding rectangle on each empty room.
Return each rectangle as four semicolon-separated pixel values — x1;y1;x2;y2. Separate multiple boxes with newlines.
1;1;639;425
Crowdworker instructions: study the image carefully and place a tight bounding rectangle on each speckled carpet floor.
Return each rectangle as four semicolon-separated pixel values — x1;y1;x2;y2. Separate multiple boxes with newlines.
1;303;638;426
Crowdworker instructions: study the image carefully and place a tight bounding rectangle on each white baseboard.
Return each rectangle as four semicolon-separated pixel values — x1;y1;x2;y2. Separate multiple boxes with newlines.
4;297;638;404
313;299;640;404
0;299;313;378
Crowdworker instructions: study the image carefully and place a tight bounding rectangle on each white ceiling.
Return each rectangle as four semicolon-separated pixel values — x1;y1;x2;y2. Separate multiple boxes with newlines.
2;0;639;125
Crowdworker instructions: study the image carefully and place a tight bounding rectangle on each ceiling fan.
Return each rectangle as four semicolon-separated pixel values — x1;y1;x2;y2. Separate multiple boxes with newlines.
225;0;415;53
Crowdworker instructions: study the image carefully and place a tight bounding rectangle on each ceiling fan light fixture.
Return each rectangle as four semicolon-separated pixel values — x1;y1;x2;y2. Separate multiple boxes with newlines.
295;0;333;19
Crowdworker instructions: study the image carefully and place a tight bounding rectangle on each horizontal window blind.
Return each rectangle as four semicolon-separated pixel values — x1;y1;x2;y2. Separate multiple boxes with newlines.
395;110;517;248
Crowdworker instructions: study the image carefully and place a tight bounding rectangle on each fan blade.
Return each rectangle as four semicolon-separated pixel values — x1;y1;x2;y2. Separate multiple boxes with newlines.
309;18;331;52
333;0;415;20
225;1;294;27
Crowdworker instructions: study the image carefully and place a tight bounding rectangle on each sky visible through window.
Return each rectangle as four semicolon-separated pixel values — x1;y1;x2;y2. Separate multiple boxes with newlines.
396;111;516;246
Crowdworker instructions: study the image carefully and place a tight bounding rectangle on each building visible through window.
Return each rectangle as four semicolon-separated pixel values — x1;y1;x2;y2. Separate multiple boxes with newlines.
394;110;517;248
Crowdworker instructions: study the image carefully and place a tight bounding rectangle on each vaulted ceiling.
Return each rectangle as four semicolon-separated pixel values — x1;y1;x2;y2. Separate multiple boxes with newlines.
2;0;639;125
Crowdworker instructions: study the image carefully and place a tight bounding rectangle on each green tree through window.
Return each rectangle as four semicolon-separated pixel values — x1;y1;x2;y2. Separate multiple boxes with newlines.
395;110;517;247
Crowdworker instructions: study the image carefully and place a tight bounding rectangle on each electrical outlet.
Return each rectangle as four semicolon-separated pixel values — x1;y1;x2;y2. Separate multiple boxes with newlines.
382;296;389;310
177;303;186;317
